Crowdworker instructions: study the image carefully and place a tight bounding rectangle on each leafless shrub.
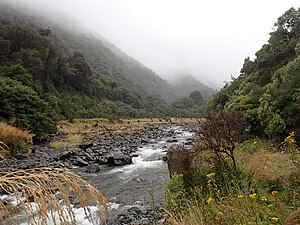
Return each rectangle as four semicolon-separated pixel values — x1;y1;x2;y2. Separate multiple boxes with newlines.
194;109;244;171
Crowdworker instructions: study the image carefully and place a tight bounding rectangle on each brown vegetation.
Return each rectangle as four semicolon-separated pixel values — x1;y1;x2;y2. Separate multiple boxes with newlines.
0;167;107;224
0;122;32;156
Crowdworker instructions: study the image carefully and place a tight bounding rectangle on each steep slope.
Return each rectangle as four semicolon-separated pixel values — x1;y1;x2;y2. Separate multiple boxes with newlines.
0;2;174;101
170;75;216;101
54;30;175;100
208;7;300;138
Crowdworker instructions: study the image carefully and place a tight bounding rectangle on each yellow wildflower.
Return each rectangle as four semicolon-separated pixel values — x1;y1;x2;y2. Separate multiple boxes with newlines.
207;179;212;187
267;204;273;208
207;196;214;204
249;193;256;199
285;132;296;145
270;217;279;222
261;196;267;201
206;173;215;179
271;191;278;196
253;140;257;144
237;195;244;198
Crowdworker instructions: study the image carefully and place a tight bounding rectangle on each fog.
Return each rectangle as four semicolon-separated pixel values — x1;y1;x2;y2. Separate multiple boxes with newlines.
3;0;299;88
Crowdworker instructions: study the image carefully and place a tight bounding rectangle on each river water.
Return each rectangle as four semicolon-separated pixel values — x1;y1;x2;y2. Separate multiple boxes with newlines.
1;124;193;224
80;125;193;214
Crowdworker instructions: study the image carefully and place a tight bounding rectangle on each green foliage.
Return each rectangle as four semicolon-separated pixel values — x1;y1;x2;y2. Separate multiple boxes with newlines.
209;7;300;139
0;76;56;134
166;137;300;225
0;11;209;135
189;90;204;105
165;174;188;214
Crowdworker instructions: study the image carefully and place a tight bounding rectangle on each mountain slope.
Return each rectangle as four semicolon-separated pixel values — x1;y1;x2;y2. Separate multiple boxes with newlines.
0;2;214;134
208;7;300;138
54;30;175;100
170;75;216;101
0;2;175;101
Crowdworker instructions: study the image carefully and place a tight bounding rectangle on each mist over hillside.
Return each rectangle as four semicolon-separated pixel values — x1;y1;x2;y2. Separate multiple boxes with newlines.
169;75;216;101
0;2;216;134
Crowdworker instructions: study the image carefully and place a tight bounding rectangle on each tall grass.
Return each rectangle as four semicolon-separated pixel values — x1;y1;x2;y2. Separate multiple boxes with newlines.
165;137;300;225
0;122;32;156
0;168;107;224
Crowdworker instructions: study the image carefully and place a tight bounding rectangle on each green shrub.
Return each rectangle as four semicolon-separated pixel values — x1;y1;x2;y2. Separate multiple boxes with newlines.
0;76;57;134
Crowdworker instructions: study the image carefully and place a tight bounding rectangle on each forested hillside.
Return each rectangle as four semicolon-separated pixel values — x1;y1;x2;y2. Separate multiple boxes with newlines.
208;7;300;139
0;3;213;134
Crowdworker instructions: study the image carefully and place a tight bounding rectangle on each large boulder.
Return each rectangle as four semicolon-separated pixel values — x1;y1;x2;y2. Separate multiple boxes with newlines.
106;151;132;166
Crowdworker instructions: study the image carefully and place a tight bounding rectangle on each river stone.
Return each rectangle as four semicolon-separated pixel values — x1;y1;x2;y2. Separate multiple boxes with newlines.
166;139;178;143
60;150;74;160
84;152;94;161
78;142;93;150
105;151;132;166
75;156;89;166
85;164;100;173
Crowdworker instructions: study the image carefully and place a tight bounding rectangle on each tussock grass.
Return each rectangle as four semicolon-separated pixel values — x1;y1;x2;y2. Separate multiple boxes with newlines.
50;134;82;151
0;167;107;224
245;150;297;181
0;122;32;156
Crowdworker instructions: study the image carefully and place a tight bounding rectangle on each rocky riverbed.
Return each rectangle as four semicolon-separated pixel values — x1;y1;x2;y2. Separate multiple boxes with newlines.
0;123;195;225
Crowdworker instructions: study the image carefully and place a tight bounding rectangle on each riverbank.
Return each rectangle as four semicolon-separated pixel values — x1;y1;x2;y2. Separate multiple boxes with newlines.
0;119;196;224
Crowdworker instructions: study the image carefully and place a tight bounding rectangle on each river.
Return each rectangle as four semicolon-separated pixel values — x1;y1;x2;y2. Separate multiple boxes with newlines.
1;124;194;225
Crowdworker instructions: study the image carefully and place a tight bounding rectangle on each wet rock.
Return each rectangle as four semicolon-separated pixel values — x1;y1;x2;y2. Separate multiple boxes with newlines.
106;152;132;166
85;164;100;173
75;156;89;166
161;156;167;161
78;142;93;150
184;140;193;145
141;138;150;144
130;153;140;157
166;139;178;143
60;150;75;160
84;152;94;161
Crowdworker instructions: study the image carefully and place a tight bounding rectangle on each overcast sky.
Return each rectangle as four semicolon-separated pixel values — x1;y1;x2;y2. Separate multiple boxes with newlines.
6;0;300;88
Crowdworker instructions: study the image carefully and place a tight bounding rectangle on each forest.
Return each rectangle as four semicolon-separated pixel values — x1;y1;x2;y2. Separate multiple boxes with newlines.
0;11;211;135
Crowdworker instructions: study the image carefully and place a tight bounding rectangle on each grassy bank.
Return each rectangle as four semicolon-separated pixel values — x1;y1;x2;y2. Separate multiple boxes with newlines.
166;136;300;225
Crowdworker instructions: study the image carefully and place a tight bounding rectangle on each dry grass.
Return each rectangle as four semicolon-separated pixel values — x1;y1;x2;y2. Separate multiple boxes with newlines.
0;122;32;156
245;150;297;181
51;117;197;150
285;208;300;225
50;134;82;151
0;167;107;225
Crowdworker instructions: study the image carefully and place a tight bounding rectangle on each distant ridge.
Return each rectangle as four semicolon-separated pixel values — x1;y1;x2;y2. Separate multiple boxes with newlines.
170;75;216;101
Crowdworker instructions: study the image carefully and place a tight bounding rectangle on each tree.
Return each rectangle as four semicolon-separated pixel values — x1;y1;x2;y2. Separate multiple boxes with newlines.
189;90;204;105
240;57;254;76
195;109;244;171
0;76;57;134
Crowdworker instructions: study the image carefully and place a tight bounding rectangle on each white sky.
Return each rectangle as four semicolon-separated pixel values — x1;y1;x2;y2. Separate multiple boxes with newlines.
7;0;300;88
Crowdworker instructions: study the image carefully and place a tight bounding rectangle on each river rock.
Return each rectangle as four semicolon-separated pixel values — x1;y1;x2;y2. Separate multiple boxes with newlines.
84;152;94;161
106;151;132;166
166;139;178;143
78;142;93;150
60;150;75;160
85;164;100;173
75;156;89;166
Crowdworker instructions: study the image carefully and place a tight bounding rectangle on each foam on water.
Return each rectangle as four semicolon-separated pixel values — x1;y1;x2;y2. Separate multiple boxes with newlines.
18;204;101;225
